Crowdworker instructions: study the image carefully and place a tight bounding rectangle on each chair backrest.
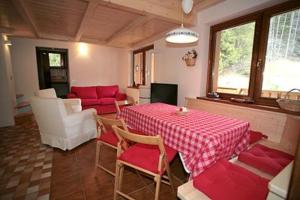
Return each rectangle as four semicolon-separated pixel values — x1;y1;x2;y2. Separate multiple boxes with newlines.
115;96;135;115
112;125;166;154
94;115;128;137
35;88;57;98
30;96;68;137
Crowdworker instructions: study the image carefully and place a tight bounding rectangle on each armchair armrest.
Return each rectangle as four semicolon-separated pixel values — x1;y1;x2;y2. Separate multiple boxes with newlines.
67;93;77;98
116;92;127;100
62;98;82;113
63;108;97;127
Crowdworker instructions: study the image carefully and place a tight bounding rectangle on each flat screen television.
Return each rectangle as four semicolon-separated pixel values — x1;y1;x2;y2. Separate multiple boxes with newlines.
151;83;178;105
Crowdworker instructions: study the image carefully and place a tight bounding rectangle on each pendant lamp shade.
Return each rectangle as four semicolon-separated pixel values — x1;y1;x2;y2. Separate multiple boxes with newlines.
182;0;193;14
166;24;199;44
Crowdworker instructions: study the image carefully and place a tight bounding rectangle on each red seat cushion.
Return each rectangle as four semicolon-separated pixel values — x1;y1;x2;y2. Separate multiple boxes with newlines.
118;143;177;174
249;130;268;145
193;159;269;200
71;86;97;99
97;85;119;98
238;144;294;176
81;99;101;106
100;98;116;105
97;130;118;147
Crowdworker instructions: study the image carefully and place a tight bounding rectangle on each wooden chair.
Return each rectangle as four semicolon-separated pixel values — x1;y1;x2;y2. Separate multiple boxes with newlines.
112;125;177;200
94;115;128;176
115;96;136;115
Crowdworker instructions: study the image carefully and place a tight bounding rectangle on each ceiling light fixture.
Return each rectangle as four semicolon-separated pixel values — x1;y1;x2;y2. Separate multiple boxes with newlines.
166;0;198;44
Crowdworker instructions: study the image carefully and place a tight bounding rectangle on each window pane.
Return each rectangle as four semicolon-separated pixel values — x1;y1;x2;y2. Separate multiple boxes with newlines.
212;22;255;95
49;53;62;67
261;9;300;100
133;52;144;85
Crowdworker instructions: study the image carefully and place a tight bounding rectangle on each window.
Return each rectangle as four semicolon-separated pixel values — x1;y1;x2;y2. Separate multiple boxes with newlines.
48;53;62;67
132;45;154;86
208;1;300;106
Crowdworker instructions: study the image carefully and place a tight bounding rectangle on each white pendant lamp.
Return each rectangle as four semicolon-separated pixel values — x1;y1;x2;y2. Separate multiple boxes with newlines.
166;0;198;44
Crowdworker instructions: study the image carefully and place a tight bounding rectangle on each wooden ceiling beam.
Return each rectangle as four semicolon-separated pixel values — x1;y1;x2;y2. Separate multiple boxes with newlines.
75;1;98;41
99;0;196;26
0;26;15;34
12;0;40;38
130;25;176;48
194;0;225;11
106;15;154;45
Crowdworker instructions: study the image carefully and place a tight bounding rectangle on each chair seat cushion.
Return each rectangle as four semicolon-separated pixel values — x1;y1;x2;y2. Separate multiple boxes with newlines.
97;130;118;147
81;99;101;106
193;159;269;200
118;143;177;174
100;98;116;105
238;144;294;176
249;130;268;145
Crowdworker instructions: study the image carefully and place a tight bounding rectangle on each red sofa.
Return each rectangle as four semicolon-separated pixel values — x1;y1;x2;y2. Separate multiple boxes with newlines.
67;85;127;114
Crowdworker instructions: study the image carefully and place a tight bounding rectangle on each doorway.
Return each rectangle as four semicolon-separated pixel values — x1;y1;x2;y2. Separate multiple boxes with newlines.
36;47;69;98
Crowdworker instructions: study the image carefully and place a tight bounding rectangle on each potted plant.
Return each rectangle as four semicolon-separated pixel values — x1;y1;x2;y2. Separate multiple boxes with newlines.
182;49;197;66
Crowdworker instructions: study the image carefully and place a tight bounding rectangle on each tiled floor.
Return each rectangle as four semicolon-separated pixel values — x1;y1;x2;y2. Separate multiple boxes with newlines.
1;114;188;200
51;140;187;200
0;114;52;200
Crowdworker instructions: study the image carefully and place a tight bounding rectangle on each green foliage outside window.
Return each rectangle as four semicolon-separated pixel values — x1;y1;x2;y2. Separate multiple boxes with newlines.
49;53;62;67
218;22;255;77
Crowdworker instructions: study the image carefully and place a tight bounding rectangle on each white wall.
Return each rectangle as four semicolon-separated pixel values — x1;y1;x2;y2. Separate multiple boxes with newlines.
0;34;16;127
153;0;286;106
10;38;131;100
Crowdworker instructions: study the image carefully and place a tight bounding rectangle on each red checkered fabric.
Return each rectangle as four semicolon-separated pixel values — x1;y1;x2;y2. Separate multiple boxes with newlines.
120;103;250;178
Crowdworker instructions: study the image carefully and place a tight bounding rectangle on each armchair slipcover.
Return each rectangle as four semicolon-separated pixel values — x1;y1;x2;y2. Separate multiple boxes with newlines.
35;88;82;113
30;94;97;150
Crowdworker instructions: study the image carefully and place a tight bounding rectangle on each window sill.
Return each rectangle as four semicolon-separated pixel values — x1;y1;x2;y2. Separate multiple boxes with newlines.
196;97;300;116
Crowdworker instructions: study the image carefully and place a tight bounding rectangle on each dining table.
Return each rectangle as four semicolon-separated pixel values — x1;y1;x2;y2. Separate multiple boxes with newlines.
119;103;250;178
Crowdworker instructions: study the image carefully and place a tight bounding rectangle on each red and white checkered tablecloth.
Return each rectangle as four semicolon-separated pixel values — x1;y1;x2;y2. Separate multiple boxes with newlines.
120;103;250;177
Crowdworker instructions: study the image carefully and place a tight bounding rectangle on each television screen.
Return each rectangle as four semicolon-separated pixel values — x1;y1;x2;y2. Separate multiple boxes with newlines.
151;83;178;105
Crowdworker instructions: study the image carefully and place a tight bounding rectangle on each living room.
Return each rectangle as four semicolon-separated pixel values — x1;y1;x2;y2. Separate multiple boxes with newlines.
1;0;300;200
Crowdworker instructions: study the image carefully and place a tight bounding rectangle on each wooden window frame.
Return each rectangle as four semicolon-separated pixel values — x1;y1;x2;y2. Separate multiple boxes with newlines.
132;44;154;86
207;1;300;107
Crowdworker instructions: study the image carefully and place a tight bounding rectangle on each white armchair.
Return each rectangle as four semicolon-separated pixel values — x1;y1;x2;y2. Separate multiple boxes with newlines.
30;94;97;150
35;88;82;113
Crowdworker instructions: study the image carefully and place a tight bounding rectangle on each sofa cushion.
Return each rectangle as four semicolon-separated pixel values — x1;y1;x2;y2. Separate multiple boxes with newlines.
71;86;97;99
100;98;116;105
97;85;119;98
238;144;294;176
81;99;101;106
193;159;269;200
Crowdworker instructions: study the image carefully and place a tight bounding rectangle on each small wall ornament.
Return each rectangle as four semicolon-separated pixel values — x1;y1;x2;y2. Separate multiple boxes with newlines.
182;49;197;66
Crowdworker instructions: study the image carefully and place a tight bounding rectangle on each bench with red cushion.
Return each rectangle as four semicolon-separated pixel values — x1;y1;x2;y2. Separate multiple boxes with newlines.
238;144;294;176
193;159;269;200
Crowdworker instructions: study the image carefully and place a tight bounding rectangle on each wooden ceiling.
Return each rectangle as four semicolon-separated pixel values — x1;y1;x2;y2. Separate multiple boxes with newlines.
0;0;224;48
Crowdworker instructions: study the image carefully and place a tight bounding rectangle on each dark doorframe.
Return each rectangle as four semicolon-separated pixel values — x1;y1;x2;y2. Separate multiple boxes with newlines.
36;47;69;98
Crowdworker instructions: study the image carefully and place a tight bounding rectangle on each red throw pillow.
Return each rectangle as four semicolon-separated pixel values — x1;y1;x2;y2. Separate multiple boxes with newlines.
71;86;97;99
193;159;269;200
97;85;119;98
249;130;268;145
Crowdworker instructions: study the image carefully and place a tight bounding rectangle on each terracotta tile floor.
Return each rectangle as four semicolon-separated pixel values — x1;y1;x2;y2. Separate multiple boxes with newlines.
0;114;52;200
0;114;188;200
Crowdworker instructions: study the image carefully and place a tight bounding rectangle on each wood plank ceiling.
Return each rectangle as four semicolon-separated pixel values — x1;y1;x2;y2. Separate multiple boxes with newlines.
0;0;224;48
